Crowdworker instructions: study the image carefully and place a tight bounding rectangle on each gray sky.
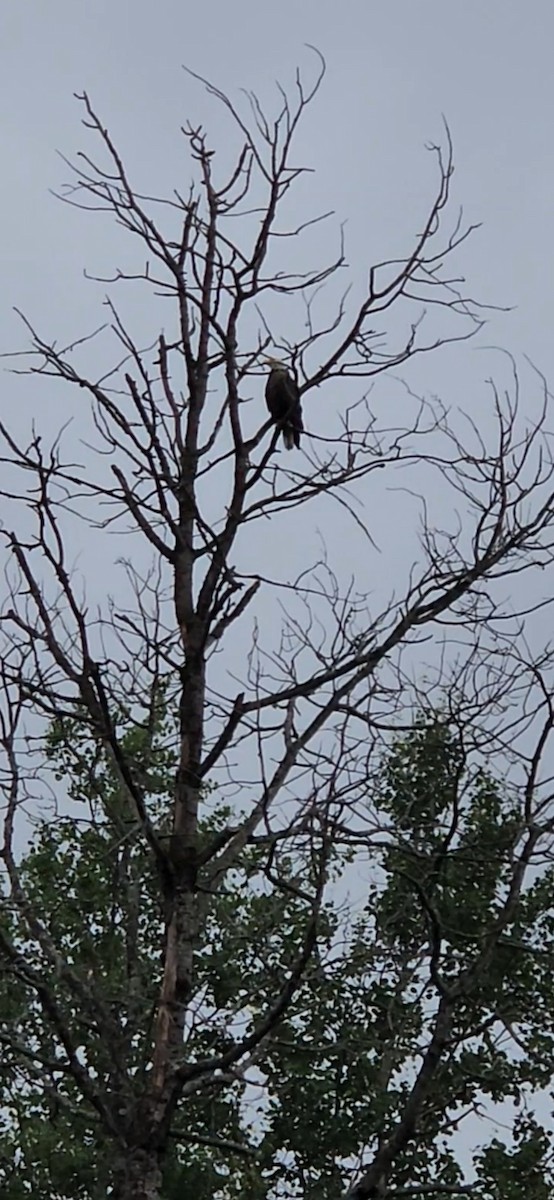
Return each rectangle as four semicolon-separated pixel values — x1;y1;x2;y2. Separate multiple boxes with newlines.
1;0;553;1174
2;0;553;599
2;0;553;375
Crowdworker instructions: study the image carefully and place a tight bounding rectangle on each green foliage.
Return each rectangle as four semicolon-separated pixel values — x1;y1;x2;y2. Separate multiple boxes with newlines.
2;710;554;1197
475;1115;553;1200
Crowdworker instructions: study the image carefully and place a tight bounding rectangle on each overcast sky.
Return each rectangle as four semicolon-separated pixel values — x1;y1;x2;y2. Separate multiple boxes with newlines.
2;1;554;811
2;0;553;574
1;10;553;793
0;0;551;660
2;0;553;371
1;0;554;1172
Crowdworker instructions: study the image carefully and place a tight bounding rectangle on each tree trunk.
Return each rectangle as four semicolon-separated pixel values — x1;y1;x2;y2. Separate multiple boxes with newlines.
115;1147;162;1200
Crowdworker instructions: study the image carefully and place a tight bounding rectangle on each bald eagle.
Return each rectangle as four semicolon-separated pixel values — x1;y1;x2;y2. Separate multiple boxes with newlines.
265;359;303;450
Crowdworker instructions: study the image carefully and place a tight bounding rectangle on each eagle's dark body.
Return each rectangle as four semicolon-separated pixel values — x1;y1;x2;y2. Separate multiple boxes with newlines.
265;361;303;450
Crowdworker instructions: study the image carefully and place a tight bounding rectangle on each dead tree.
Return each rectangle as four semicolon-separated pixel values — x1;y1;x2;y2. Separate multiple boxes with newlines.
2;50;554;1200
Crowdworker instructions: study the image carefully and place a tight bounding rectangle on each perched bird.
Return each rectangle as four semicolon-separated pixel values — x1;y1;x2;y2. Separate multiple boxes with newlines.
264;358;303;450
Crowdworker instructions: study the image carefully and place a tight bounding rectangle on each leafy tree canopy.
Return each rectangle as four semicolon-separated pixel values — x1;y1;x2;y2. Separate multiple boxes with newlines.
2;710;553;1199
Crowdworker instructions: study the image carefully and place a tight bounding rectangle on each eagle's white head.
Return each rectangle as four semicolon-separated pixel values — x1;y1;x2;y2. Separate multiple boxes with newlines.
264;356;289;372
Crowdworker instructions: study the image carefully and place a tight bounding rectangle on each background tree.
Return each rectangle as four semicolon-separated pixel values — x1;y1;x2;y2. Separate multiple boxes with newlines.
3;713;554;1199
1;50;554;1200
